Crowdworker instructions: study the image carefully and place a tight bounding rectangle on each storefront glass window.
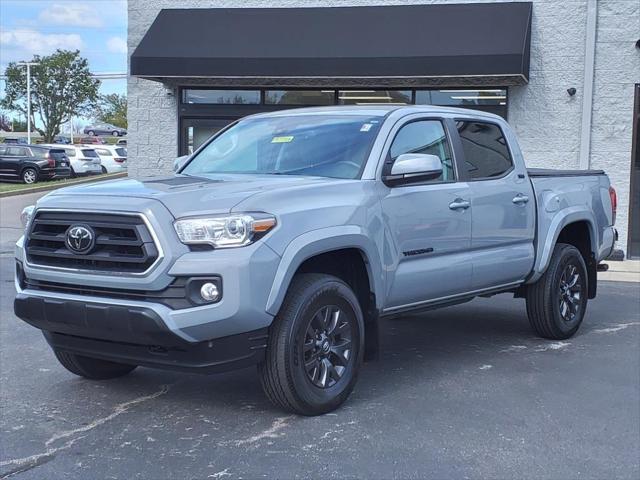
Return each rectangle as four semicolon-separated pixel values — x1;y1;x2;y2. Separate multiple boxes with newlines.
415;89;507;117
338;90;411;105
265;90;335;105
182;89;260;104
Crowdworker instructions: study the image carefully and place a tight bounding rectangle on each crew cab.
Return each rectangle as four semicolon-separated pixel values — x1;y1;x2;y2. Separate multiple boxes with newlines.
14;106;617;415
0;145;71;184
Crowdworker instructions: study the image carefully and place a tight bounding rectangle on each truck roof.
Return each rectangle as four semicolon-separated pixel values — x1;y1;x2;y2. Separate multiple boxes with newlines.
249;104;504;121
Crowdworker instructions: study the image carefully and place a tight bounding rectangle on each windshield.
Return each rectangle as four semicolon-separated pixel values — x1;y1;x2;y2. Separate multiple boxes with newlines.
182;114;382;179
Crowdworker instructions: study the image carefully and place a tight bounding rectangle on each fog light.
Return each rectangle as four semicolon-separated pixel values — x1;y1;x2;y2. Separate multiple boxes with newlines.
200;282;220;302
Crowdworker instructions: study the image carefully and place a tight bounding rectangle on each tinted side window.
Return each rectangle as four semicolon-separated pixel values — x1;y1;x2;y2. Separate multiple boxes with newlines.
457;121;513;179
389;120;455;182
7;147;27;156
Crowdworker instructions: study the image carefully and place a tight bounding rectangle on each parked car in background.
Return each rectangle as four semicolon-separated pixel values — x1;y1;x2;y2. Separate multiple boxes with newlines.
91;145;127;173
44;144;102;177
0;144;71;184
53;135;72;145
78;136;107;145
116;138;127;146
2;138;28;145
83;123;127;137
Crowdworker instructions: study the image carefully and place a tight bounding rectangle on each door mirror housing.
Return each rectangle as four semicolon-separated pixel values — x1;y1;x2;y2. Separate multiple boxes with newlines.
384;153;443;186
173;155;190;173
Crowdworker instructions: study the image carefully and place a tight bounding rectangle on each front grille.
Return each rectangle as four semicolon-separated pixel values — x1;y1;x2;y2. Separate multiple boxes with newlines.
25;211;160;274
22;276;191;309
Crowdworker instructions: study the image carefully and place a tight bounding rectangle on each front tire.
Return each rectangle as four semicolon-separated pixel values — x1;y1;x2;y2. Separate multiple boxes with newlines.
259;274;364;415
87;130;95;136
54;349;136;380
112;131;120;137
526;243;588;340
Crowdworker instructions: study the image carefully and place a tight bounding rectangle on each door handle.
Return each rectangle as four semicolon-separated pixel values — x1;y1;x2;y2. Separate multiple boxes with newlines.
512;194;529;205
449;198;470;210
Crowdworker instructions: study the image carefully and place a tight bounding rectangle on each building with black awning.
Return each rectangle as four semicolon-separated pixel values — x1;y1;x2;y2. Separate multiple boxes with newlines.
127;1;639;257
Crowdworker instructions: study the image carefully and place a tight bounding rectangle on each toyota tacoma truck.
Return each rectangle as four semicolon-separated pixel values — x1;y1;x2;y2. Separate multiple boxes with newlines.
14;106;618;415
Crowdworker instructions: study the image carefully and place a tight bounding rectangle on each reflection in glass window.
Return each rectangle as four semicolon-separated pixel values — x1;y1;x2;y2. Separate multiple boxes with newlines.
416;89;507;118
389;121;455;182
265;90;335;105
457;121;513;179
338;90;411;105
182;89;260;105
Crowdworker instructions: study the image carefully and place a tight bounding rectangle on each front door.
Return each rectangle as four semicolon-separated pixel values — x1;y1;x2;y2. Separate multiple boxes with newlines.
455;119;536;289
380;118;472;311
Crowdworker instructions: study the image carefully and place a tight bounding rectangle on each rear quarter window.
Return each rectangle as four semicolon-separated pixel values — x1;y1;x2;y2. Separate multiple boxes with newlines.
30;148;48;159
82;149;99;158
115;148;127;157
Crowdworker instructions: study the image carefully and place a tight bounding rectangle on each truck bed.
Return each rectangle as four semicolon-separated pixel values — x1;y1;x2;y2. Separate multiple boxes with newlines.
527;168;605;177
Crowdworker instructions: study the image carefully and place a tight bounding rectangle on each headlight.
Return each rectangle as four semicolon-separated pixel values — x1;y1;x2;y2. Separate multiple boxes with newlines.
173;214;276;248
20;205;35;231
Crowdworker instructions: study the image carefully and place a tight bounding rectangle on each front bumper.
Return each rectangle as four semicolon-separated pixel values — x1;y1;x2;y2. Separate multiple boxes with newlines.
14;293;268;373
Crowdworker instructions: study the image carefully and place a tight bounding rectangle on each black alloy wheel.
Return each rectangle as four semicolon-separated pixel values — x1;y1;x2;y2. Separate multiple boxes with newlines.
301;305;354;389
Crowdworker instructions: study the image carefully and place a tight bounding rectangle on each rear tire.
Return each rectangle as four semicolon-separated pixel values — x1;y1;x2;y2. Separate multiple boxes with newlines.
258;273;364;415
21;168;37;184
54;349;137;380
101;166;108;174
112;131;120;137
526;243;588;340
87;130;95;136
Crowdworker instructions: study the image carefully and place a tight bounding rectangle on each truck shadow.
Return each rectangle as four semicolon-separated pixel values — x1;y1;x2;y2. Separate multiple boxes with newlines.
94;295;540;414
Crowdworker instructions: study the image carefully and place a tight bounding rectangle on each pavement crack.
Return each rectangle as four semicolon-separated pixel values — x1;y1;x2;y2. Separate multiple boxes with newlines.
232;416;294;446
0;385;171;477
45;384;170;447
592;322;640;334
0;436;86;479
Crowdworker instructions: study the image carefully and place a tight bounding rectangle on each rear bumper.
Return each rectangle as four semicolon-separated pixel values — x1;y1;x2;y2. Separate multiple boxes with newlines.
14;293;268;373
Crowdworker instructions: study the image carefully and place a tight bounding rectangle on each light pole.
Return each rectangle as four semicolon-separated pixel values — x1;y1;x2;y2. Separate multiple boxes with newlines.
17;62;39;144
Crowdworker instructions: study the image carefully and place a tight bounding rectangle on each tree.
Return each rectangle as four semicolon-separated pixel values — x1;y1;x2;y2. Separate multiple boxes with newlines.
96;93;127;128
1;50;100;142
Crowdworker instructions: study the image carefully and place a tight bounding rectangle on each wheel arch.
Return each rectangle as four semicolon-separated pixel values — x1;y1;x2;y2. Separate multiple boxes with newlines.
265;226;383;359
529;208;598;298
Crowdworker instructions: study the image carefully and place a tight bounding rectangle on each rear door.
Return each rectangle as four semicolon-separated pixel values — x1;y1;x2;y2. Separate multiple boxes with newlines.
2;147;28;179
0;146;19;179
454;118;535;289
380;116;472;310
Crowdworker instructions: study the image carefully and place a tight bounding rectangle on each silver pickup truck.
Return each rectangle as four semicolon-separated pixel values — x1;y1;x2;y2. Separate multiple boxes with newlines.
14;106;617;415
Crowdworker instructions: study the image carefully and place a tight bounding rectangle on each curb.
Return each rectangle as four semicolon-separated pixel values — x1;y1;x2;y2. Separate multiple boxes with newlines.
0;173;127;198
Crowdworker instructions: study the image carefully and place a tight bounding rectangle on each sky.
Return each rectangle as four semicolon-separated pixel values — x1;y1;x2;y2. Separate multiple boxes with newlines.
0;0;128;121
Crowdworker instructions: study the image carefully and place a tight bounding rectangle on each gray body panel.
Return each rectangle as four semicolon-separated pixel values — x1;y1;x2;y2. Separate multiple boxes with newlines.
15;106;616;344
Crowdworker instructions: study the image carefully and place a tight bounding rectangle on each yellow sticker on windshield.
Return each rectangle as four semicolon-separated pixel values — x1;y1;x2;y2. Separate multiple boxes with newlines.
271;136;294;143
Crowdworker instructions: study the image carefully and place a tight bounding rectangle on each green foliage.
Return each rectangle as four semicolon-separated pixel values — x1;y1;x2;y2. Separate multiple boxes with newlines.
1;49;100;142
96;93;127;128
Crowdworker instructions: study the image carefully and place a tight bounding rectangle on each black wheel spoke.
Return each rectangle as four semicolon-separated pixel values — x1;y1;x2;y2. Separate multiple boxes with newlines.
300;304;354;389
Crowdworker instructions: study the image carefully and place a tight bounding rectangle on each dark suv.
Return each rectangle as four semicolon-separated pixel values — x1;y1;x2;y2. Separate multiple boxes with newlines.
0;145;72;184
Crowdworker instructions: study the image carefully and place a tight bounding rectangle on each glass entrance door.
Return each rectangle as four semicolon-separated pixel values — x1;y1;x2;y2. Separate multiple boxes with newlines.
180;118;234;156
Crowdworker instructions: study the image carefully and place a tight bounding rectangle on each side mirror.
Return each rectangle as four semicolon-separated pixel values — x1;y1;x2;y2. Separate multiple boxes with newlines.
173;155;189;173
384;153;443;186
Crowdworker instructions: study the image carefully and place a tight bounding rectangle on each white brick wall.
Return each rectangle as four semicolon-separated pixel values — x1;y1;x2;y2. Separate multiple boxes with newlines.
128;0;640;252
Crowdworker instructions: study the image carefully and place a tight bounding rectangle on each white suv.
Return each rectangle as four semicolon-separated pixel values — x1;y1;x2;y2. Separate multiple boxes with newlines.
45;145;102;176
91;145;127;173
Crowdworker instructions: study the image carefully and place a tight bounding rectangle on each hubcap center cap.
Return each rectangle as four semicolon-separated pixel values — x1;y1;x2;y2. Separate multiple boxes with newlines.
321;339;331;353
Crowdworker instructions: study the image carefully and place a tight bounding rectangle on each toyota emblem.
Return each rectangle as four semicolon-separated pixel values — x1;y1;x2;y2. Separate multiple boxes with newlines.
65;225;96;254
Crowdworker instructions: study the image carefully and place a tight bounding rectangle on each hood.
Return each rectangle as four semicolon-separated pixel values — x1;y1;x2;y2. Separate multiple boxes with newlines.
48;174;340;217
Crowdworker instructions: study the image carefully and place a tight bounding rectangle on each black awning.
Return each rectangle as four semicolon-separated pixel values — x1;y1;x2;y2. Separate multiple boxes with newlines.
131;3;532;83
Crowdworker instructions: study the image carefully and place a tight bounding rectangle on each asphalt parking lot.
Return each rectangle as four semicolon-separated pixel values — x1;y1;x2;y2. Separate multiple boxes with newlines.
1;193;639;479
